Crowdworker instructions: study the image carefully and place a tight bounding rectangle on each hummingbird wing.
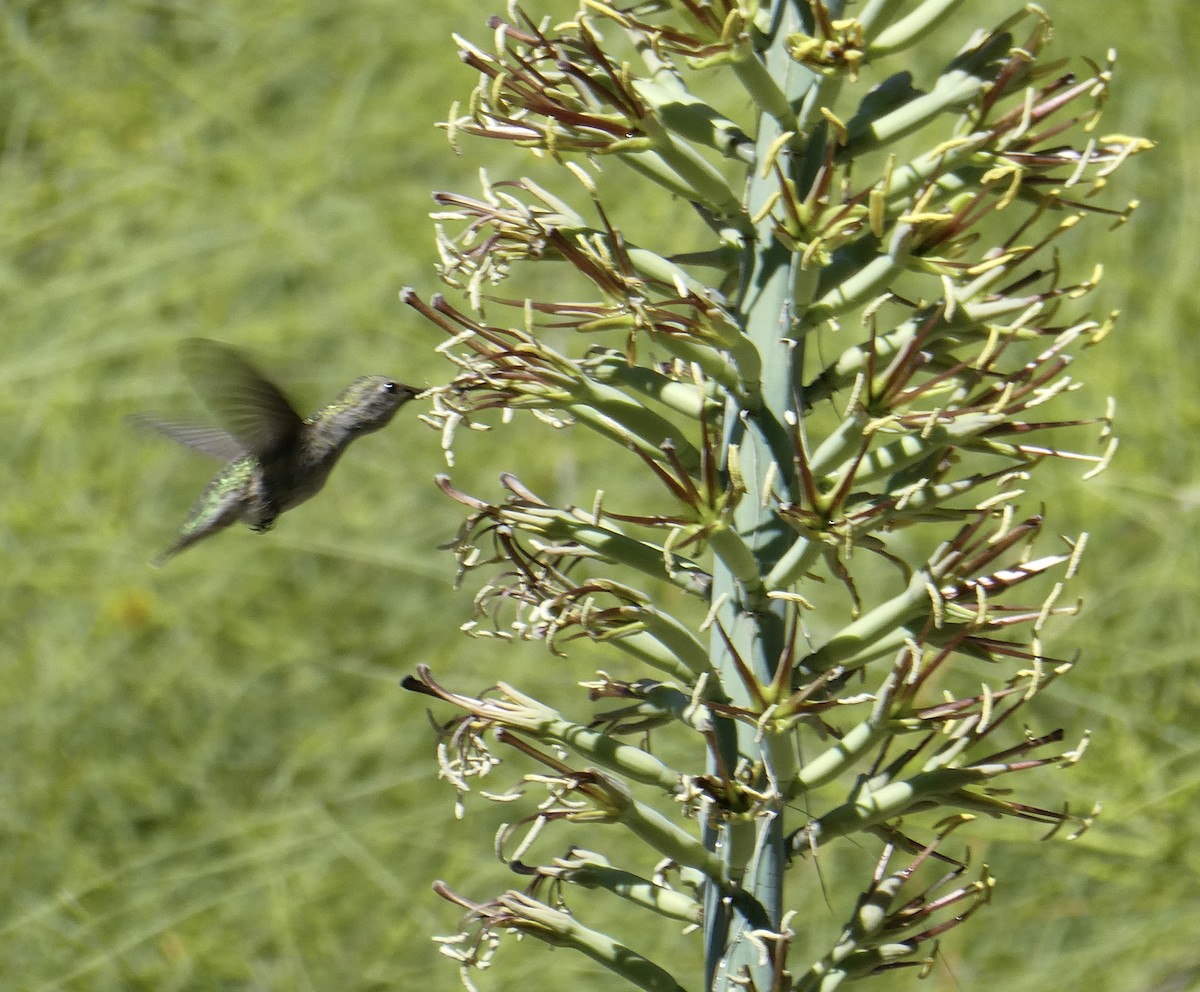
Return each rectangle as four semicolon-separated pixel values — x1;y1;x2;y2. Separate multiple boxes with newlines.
179;338;305;459
128;414;248;461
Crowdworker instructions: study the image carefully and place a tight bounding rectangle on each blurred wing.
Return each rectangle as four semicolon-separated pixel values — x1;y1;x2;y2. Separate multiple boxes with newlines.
179;338;304;458
128;413;248;461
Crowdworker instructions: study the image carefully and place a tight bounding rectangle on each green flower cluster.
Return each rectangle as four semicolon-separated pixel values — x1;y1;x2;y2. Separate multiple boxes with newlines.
404;2;1147;989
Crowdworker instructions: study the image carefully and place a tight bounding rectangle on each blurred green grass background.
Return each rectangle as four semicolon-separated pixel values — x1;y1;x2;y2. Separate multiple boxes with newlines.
1;1;1196;990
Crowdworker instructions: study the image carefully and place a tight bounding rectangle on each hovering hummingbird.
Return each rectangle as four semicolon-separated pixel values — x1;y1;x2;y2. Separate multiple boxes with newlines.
136;338;420;566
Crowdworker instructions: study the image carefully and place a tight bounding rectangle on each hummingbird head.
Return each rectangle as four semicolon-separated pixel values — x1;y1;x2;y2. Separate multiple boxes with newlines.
324;375;421;437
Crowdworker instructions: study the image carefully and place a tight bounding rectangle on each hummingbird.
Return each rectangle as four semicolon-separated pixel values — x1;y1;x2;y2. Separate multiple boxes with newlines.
136;338;420;566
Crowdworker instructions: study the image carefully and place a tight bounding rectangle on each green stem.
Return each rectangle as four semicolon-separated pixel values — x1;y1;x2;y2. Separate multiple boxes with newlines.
704;3;844;988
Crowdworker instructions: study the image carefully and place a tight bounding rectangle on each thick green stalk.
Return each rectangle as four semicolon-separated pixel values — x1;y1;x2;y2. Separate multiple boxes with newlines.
705;2;842;987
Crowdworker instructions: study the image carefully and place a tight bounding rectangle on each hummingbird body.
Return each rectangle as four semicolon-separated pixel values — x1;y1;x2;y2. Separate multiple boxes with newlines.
139;340;419;565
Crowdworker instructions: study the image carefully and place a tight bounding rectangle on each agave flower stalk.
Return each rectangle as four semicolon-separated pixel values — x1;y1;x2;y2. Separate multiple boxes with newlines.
404;1;1148;989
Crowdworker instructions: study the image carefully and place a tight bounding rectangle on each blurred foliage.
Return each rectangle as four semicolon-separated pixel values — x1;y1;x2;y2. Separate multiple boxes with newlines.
0;1;1195;991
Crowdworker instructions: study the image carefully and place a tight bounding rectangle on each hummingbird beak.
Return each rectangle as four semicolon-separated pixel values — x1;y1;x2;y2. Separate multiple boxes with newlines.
388;382;423;402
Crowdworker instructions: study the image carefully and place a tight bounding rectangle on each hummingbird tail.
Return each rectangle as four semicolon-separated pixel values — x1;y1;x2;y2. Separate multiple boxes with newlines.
150;537;190;568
